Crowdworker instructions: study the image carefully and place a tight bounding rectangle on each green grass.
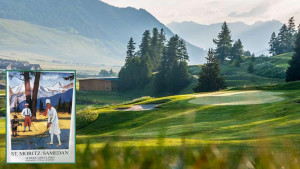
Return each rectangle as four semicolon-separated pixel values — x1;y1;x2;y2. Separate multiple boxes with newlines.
2;86;300;167
189;91;284;105
76;90;132;107
0;118;5;161
190;55;289;90
75;88;300;150
270;52;293;68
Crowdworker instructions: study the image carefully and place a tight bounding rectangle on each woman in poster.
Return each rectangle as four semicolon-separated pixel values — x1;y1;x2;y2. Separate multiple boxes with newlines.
46;99;62;147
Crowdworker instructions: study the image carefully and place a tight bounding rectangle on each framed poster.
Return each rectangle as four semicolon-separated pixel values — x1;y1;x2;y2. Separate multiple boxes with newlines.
6;70;76;164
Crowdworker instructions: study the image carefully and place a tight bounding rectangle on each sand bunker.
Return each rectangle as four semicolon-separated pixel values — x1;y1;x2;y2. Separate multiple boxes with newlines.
189;91;284;106
118;104;159;111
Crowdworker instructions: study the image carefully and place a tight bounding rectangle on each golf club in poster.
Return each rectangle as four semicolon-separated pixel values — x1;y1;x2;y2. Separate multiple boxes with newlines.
6;70;76;163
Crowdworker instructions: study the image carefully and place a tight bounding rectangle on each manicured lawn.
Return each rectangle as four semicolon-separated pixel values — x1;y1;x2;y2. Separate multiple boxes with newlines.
76;90;132;107
1;87;300;168
76;89;300;151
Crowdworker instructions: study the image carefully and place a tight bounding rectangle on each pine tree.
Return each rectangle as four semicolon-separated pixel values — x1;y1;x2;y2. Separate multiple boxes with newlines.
139;52;152;86
251;53;256;62
248;61;255;73
58;97;62;112
269;32;279;56
150;28;160;70
287;17;297;52
288;17;296;33
193;49;225;92
158;28;166;54
213;22;233;63
231;39;244;67
62;101;66;112
286;28;300;82
126;37;136;60
39;99;44;112
140;30;152;57
169;61;190;93
277;24;289;54
68;98;72;114
109;69;116;76
155;35;190;93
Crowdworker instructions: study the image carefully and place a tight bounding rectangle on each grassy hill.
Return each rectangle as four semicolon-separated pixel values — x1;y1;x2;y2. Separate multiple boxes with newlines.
184;53;292;94
0;19;122;74
76;83;300;145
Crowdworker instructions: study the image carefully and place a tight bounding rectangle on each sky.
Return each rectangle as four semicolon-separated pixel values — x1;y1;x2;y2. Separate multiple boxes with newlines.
101;0;300;25
9;72;74;89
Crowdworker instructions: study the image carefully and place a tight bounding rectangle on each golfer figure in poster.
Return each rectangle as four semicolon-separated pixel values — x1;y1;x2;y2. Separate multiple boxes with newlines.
46;99;62;147
21;103;32;132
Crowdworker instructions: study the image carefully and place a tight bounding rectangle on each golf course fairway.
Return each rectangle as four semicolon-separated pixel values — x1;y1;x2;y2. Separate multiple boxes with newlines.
74;89;300;150
189;91;285;106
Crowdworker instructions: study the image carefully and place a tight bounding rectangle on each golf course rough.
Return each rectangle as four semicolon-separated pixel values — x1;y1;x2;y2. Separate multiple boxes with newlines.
189;91;284;106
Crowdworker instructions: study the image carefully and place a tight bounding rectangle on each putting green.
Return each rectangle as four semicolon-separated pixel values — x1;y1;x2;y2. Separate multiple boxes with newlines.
189;91;285;106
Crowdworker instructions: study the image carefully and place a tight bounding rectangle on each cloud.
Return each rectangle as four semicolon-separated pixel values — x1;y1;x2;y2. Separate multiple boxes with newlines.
42;74;59;80
229;1;271;18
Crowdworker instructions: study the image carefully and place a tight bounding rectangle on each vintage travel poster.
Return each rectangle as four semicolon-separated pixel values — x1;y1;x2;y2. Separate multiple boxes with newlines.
6;70;76;163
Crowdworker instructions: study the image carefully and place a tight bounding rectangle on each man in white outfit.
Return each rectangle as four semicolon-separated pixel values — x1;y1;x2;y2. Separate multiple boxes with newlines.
45;99;62;147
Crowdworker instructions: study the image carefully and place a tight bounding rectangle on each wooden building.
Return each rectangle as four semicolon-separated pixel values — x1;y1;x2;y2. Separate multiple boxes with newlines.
79;78;118;91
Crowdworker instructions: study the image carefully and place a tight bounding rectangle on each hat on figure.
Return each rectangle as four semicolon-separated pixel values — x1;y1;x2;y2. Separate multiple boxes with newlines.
46;99;51;105
25;103;29;106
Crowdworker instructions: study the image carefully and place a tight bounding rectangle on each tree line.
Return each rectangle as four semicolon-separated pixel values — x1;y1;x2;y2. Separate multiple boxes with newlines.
99;69;117;77
269;17;298;56
119;18;300;94
118;28;190;94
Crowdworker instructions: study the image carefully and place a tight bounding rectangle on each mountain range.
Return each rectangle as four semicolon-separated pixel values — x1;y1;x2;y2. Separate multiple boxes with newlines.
0;0;206;66
167;20;283;55
10;82;74;110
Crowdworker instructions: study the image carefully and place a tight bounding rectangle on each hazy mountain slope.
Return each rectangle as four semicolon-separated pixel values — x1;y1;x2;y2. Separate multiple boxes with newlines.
0;19;121;65
168;20;283;55
0;0;206;64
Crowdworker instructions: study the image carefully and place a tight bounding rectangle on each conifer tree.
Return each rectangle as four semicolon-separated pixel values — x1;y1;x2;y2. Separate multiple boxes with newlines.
286;28;300;82
269;17;298;55
287;17;296;52
231;39;244;67
57;97;62;112
39;99;44;112
251;53;256;62
158;28;166;53
150;28;160;70
248;61;255;73
126;37;136;60
213;22;233;63
269;32;278;56
140;30;152;57
277;24;289;54
193;49;225;92
155;35;190;93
